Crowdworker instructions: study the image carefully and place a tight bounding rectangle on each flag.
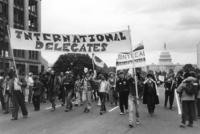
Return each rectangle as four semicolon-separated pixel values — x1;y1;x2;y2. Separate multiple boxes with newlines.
93;54;105;68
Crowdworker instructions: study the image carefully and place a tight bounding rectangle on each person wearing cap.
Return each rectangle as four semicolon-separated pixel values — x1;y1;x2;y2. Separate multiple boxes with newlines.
27;72;34;104
143;73;159;116
116;71;129;115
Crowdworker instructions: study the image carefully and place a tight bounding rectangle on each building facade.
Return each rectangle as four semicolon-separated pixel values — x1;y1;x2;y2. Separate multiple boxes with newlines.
145;43;184;73
0;0;48;75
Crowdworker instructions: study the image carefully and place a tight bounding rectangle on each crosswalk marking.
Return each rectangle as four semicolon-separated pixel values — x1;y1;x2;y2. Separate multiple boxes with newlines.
45;104;62;110
108;106;119;112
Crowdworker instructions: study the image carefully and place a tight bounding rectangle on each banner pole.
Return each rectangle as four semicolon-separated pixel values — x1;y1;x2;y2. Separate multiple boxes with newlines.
7;26;18;78
128;26;139;102
92;53;95;73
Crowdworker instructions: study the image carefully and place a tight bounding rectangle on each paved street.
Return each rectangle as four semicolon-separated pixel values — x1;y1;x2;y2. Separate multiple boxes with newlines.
0;86;200;134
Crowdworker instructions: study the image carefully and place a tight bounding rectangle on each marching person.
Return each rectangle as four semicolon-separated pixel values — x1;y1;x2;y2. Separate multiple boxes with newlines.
177;72;197;128
127;74;140;128
3;75;11;114
58;72;65;106
48;70;60;111
164;76;176;110
10;73;28;120
63;71;74;112
32;76;42;111
108;72;117;106
164;70;176;110
197;74;200;119
116;71;129;115
0;74;6;112
143;73;159;116
83;73;93;113
74;75;83;106
27;72;34;104
98;74;109;115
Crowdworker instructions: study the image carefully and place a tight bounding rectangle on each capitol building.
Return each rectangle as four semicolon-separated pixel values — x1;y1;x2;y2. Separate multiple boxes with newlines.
146;43;183;73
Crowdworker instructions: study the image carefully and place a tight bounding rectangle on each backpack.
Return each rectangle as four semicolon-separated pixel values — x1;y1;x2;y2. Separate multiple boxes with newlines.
184;81;196;96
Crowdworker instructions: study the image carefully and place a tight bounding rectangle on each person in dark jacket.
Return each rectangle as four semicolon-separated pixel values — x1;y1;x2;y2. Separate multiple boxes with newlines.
32;76;42;111
116;71;129;115
164;75;176;110
143;74;159;116
48;70;59;111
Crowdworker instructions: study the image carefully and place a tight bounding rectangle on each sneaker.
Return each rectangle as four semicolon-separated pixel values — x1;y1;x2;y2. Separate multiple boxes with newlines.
10;118;18;121
180;123;186;128
23;115;28;119
187;124;193;127
120;112;125;115
129;124;134;128
3;111;9;114
136;120;141;125
65;108;69;112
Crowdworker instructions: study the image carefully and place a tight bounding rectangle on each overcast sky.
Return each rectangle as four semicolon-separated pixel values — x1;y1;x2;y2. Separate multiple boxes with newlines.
41;0;200;66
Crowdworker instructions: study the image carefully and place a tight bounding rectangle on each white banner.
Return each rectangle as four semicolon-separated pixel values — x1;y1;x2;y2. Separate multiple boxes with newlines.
9;27;132;53
116;45;146;70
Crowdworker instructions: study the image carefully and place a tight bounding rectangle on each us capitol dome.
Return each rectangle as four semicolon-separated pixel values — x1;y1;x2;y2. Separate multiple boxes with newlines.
159;43;173;65
146;43;183;73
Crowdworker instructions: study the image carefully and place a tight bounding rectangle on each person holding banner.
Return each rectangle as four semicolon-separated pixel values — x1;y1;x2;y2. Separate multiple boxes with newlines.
98;74;109;115
127;74;140;128
11;73;28;120
116;71;129;115
143;73;159;116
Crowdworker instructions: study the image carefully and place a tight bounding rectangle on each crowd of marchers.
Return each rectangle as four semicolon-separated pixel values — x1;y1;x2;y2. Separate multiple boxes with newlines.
0;67;200;129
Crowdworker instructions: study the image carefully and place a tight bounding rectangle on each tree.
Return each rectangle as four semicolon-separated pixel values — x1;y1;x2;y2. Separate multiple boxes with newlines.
53;53;93;76
182;64;195;73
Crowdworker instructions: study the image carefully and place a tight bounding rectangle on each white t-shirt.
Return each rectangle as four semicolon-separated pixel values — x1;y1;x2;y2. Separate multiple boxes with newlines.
99;80;108;93
27;76;34;87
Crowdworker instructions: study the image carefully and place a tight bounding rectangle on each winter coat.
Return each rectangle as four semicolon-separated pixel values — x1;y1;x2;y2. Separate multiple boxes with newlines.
143;79;159;105
116;78;129;93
